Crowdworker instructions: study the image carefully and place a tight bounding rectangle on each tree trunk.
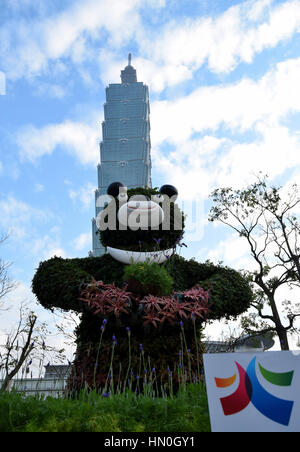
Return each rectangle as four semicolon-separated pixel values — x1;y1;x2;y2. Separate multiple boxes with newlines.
277;327;289;351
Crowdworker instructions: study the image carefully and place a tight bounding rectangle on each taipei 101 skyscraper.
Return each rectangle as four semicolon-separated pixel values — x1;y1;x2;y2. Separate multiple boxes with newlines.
91;55;152;256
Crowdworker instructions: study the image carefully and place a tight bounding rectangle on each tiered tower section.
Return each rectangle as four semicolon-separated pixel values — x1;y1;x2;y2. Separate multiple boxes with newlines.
91;55;152;256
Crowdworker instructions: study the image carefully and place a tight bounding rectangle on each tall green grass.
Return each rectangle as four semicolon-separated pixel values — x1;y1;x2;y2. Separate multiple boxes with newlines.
0;384;210;432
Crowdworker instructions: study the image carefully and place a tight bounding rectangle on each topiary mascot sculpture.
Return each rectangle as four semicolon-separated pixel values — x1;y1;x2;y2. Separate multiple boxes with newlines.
32;183;252;394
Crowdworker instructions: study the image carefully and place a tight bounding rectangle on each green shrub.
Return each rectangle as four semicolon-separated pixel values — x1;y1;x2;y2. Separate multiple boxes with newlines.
123;261;174;296
0;385;211;432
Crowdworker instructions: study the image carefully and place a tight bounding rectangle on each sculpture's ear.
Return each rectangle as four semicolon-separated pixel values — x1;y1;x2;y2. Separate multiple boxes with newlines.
107;182;125;198
159;184;178;201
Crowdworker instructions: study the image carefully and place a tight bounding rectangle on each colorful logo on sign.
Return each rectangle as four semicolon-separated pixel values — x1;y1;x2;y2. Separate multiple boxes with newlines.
215;357;294;426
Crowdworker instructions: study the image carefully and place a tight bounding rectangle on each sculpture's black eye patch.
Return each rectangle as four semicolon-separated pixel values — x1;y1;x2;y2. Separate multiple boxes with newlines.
107;181;126;198
159;185;178;200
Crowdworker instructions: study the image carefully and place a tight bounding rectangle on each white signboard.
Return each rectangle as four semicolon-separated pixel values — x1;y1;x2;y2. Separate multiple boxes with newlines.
203;351;300;432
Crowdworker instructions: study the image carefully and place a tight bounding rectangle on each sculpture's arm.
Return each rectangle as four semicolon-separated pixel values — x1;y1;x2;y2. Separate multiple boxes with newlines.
198;267;253;320
32;257;93;313
32;254;125;313
167;256;253;320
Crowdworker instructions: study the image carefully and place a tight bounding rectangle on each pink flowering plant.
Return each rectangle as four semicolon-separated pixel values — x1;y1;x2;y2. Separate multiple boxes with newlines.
79;280;131;318
79;280;210;328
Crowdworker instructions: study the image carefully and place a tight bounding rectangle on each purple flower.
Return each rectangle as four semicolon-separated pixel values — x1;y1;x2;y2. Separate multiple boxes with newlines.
102;318;107;325
179;320;183;327
112;335;116;341
152;367;156;373
126;326;131;333
139;343;144;351
153;237;162;244
103;392;110;397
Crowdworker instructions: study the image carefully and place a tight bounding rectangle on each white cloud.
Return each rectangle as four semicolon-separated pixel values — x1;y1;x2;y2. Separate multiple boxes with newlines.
0;195;48;240
0;0;149;81
213;122;300;188
247;0;274;21
207;233;255;269
137;0;300;90
69;182;95;209
17;119;100;165
44;247;67;260
149;55;300;195
151;56;300;146
4;281;35;307
34;183;44;193
35;82;67;99
0;71;6;95
152;135;227;199
0;197;67;263
0;282;37;345
27;222;68;259
73;232;91;251
153;123;300;208
3;0;300;90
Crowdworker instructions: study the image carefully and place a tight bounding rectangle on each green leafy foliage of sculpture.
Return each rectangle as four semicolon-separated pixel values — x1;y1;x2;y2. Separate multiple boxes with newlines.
31;185;253;393
32;254;252;393
123;261;174;296
99;186;185;252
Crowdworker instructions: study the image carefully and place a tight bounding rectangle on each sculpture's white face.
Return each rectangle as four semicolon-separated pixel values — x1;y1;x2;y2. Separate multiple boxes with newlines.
98;182;183;260
118;195;164;230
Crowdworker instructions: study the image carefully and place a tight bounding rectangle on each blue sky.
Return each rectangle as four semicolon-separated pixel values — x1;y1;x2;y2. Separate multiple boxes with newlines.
1;0;300;358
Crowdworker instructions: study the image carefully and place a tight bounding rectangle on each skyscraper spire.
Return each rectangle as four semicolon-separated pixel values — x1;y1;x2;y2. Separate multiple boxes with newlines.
121;53;137;83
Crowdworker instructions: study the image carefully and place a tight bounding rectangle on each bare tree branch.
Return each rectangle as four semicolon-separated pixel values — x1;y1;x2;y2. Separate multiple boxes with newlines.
0;234;16;307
